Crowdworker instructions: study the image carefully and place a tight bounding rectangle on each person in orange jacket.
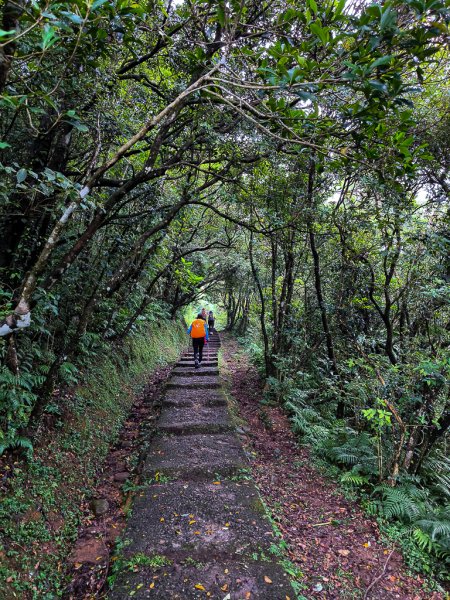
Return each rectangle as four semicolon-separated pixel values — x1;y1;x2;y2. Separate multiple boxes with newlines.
187;313;209;368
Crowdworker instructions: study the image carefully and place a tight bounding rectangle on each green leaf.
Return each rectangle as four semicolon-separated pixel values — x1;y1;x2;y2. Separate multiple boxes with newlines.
335;0;346;18
367;79;387;92
308;0;318;15
16;168;27;184
369;55;393;70
0;141;11;149
217;3;226;26
380;6;396;31
42;25;59;50
92;0;109;10
0;29;16;39
310;22;329;45
60;11;84;25
74;123;89;132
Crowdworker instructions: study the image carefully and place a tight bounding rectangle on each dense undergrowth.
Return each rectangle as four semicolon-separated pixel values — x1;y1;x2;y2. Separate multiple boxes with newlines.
237;332;450;590
0;320;185;599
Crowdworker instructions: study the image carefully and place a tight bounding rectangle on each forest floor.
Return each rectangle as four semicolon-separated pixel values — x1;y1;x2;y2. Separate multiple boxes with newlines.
220;335;444;600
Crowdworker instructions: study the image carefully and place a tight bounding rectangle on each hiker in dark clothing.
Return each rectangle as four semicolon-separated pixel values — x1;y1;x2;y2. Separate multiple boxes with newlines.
208;310;215;334
187;313;209;368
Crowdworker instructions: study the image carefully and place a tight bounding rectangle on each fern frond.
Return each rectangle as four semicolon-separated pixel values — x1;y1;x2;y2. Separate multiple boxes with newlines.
412;528;433;553
341;471;369;486
374;486;421;521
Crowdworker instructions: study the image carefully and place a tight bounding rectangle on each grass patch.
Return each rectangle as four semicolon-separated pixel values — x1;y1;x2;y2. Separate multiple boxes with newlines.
124;552;173;570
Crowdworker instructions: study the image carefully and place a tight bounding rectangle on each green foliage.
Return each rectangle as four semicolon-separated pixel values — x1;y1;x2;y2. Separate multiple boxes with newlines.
319;430;378;475
0;320;186;596
0;361;44;454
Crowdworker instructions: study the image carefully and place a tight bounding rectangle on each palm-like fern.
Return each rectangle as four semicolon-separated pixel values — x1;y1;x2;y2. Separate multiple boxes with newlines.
422;451;450;500
340;469;369;486
373;485;424;521
373;484;450;560
318;429;378;475
284;401;329;445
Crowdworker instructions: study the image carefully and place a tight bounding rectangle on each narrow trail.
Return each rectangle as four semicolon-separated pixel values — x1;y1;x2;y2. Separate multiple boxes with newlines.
109;334;293;599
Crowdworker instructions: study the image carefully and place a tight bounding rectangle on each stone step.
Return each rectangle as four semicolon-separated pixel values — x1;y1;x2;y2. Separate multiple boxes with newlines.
181;353;218;359
175;361;218;368
163;389;227;408
186;346;220;350
167;377;221;389
157;405;232;435
110;558;292;599
181;350;217;360
172;368;219;377
143;433;247;480
115;480;275;560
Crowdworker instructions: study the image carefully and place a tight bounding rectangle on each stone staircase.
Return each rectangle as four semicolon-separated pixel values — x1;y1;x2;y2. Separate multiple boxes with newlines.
110;333;293;599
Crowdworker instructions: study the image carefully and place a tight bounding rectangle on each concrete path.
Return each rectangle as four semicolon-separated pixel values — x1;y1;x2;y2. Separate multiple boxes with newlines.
109;335;294;599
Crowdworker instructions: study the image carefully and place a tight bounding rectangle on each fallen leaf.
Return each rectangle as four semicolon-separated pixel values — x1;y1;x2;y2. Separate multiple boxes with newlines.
338;549;350;557
213;481;221;485
149;582;155;589
264;576;272;584
245;593;251;599
194;583;206;591
224;568;229;574
160;517;165;522
189;520;196;525
221;584;228;591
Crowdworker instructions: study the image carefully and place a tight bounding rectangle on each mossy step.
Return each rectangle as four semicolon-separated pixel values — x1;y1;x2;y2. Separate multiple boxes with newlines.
184;349;219;353
110;559;293;600
175;361;218;368
163;389;227;408
143;433;247;480
166;377;221;390
172;368;219;377
181;354;218;360
115;480;274;561
157;405;231;435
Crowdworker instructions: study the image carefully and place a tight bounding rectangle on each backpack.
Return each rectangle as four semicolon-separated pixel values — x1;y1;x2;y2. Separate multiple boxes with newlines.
190;319;206;338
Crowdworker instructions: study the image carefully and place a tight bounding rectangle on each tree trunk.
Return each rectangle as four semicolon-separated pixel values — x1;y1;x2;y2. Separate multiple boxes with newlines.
307;160;343;417
249;233;273;377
